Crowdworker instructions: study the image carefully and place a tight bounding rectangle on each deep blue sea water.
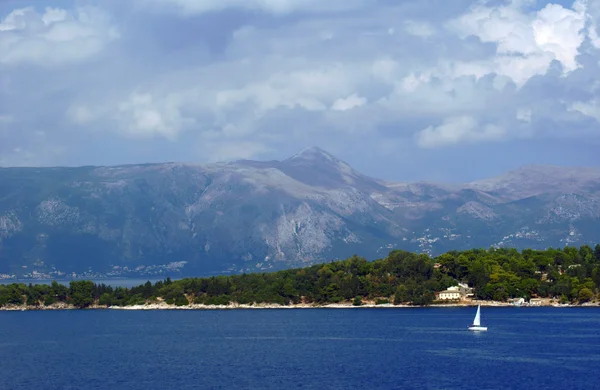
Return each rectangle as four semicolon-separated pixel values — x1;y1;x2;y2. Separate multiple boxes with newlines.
1;307;599;389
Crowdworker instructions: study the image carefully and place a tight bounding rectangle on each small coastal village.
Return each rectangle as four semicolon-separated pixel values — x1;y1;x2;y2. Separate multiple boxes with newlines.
0;261;189;281
434;283;550;307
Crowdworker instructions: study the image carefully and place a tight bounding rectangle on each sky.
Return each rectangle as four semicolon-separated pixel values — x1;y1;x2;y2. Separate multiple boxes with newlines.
1;0;600;182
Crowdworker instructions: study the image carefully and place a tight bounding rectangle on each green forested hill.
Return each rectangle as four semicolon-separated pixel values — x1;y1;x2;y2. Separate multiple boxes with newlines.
1;245;599;308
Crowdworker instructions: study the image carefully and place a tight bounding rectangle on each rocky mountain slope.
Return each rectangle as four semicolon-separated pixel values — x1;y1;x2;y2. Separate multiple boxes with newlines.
0;147;599;279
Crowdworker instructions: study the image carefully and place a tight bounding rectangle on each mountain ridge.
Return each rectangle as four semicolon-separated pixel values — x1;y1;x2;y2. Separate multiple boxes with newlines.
1;147;599;279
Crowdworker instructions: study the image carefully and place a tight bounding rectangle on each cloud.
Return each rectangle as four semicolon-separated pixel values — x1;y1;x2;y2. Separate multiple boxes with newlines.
66;105;96;125
331;93;367;111
404;20;436;38
116;92;196;140
1;0;600;181
0;6;119;66
138;0;364;15
60;0;600;153
215;68;334;113
586;0;600;49
570;99;600;122
446;0;589;86
516;108;532;123
415;116;507;148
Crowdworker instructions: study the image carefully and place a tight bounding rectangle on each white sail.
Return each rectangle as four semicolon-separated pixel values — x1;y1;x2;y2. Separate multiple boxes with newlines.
473;304;481;326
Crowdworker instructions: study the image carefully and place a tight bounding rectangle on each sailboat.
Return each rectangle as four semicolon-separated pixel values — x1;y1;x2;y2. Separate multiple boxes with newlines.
468;304;488;331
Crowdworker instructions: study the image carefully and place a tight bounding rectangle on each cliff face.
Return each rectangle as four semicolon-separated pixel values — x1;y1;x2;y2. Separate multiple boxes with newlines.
1;147;599;278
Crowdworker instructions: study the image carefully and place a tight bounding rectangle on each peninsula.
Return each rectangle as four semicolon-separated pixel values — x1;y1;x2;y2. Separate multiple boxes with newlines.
1;245;599;310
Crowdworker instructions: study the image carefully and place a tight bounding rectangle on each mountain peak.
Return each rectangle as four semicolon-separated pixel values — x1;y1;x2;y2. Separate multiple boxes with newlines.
285;146;339;163
277;146;385;191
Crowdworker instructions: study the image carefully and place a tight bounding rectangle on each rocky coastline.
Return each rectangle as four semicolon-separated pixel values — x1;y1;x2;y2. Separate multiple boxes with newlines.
2;299;599;311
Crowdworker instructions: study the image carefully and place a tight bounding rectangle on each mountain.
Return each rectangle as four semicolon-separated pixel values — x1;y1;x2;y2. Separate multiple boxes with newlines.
466;165;600;201
1;148;599;279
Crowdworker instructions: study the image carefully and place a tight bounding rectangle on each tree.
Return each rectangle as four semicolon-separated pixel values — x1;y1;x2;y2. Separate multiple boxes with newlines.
3;284;26;305
51;281;68;302
142;281;154;298
69;280;95;308
578;288;594;303
468;259;491;290
393;285;408;305
98;293;112;306
517;278;540;297
26;288;41;306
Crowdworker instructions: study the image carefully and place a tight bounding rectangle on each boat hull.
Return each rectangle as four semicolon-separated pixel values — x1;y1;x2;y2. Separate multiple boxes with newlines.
468;326;488;331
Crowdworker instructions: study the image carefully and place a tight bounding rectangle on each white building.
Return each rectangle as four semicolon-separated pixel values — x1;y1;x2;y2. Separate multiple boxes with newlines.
437;287;465;301
510;297;525;306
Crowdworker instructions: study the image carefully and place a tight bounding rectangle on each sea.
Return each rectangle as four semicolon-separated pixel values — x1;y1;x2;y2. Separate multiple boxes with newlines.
0;307;598;389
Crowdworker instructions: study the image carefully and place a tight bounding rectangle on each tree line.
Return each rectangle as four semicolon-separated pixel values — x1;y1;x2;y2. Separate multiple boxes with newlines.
1;244;599;308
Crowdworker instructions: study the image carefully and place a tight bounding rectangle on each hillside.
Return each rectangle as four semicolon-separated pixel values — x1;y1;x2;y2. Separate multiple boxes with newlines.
1;147;599;279
2;245;599;308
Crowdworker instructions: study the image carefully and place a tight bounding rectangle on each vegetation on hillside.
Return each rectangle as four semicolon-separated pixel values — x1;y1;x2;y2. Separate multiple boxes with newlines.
1;244;599;308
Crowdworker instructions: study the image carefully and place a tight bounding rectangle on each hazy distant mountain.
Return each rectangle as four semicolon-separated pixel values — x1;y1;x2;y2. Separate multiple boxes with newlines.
1;147;599;279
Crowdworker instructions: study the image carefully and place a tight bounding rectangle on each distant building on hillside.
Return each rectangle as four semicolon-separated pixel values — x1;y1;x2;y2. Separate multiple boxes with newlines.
437;288;463;300
457;283;473;296
436;286;463;300
436;283;473;301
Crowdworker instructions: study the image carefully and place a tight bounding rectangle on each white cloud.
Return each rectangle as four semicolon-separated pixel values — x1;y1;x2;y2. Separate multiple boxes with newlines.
589;23;600;49
331;93;367;111
66;105;96;125
0;6;119;66
215;65;363;114
570;99;600;122
533;2;587;70
517;108;532;123
59;0;600;152
116;92;196;140
3;0;600;170
446;0;589;86
415;116;507;148
370;59;398;83
403;20;436;38
586;0;600;49
138;0;364;15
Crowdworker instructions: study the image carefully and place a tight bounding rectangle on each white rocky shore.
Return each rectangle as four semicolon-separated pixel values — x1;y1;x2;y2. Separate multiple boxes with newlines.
109;302;410;310
2;299;598;311
75;300;600;310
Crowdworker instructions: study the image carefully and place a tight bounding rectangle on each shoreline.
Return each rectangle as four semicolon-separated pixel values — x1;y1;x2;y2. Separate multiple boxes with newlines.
2;300;599;311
